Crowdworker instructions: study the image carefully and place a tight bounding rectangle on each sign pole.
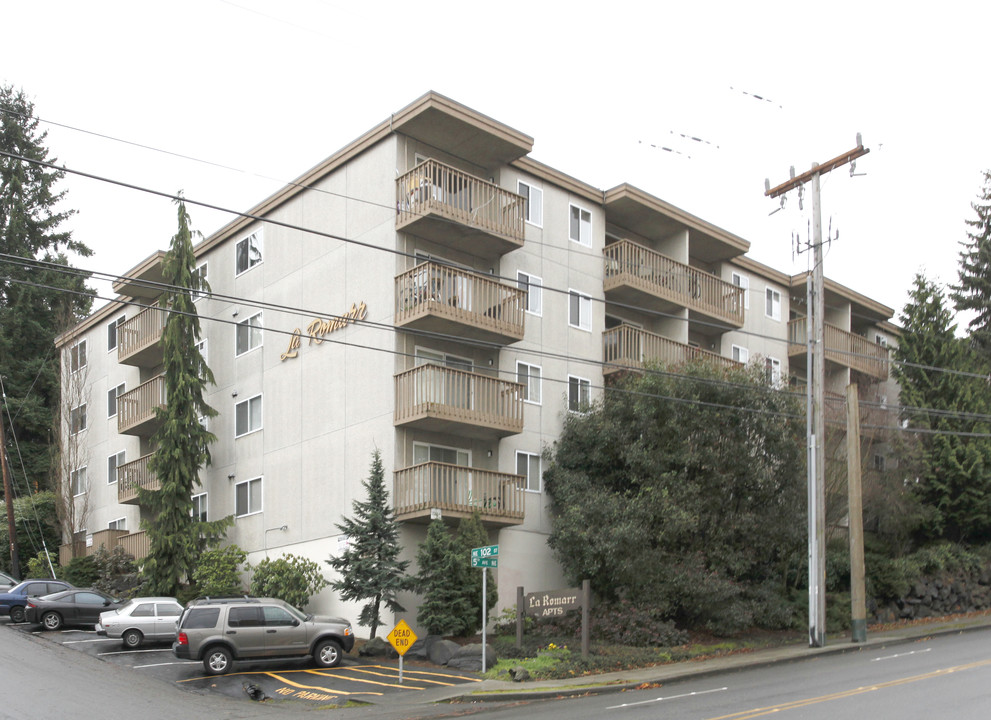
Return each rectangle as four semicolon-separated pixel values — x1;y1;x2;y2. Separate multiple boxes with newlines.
482;567;487;673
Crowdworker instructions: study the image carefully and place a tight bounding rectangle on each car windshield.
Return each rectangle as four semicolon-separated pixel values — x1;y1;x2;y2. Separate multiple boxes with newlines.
282;604;307;622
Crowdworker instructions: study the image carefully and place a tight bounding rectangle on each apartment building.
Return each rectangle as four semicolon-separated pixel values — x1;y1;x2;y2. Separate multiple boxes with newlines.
54;92;895;628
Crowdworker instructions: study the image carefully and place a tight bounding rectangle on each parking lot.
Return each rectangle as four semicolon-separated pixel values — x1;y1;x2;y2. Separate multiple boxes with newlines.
8;621;482;706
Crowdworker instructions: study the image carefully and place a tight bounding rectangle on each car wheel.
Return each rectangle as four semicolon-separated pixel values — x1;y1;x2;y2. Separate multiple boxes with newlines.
9;606;25;624
313;639;343;668
122;629;143;649
203;646;233;675
42;612;63;631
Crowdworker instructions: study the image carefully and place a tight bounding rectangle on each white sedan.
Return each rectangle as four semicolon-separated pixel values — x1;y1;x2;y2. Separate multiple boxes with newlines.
96;597;183;648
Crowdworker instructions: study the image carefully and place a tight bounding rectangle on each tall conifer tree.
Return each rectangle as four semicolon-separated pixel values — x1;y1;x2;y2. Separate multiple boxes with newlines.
414;519;470;635
454;510;497;635
953;170;991;358
328;451;411;638
140;196;229;596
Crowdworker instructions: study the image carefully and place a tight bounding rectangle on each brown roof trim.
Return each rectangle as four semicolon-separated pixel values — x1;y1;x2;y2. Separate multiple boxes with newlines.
603;184;750;254
790;273;894;318
55;296;132;348
729;255;790;285
510;156;603;205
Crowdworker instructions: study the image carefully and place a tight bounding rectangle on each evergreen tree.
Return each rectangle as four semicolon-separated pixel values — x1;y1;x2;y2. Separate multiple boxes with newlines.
952;170;991;357
414;519;470;635
140;196;229;596
894;273;991;543
453;510;497;635
0;85;93;495
327;451;411;638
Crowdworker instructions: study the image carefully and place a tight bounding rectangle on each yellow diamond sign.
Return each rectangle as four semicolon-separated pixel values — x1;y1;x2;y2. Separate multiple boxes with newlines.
386;619;417;657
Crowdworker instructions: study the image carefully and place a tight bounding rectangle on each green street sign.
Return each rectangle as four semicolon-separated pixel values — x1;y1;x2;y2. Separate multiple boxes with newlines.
472;557;498;568
471;544;499;560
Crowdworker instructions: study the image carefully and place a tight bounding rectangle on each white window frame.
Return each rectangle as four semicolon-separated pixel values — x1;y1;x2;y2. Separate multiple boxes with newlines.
69;340;87;373
765;357;782;385
107;450;125;484
70;466;87;497
731;272;750;310
412;442;471;467
875;333;887;347
108;518;126;531
516;450;541;492
235;312;263;356
235;477;263;518
731;345;749;364
192;261;208;301
568;375;591;412
516;361;542;405
518;180;543;227
192;492;208;522
107;383;125;418
517;271;543;316
195;338;207;365
235;230;263;276
568;290;592;331
70;404;87;435
235;394;263;437
569;204;592;247
873;454;886;472
107;315;126;352
765;288;781;321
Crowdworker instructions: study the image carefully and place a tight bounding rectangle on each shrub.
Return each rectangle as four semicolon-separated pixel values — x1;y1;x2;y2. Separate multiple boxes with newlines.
26;550;57;579
193;545;246;596
92;545;140;597
250;553;329;610
61;556;99;587
590;600;688;647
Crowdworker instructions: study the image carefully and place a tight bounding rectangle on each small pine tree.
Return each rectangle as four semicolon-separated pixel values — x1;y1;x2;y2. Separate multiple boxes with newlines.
140;196;231;596
415;520;471;635
454;510;497;635
327;451;411;638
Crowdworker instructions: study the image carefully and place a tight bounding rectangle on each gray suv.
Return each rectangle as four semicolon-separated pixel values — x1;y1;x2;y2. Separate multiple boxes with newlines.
172;596;355;675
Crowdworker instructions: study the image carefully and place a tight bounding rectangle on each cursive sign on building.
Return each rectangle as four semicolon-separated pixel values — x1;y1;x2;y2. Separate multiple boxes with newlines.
281;301;367;361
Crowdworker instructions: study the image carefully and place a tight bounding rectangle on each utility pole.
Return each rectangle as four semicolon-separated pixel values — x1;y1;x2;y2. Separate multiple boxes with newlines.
846;382;867;643
0;392;20;579
766;138;869;648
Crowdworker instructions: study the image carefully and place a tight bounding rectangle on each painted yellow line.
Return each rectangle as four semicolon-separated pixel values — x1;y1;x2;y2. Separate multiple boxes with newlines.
305;668;420;690
706;658;991;720
359;665;484;683
342;667;457;686
266;672;383;697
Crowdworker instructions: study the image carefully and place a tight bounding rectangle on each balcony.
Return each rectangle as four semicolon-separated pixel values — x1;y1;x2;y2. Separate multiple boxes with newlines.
117;304;165;367
59;530;149;565
395;262;525;345
394;462;524;527
604;239;744;329
396;159;525;258
603;324;742;376
117;454;159;505
118;375;166;437
788;318;889;381
394;364;524;439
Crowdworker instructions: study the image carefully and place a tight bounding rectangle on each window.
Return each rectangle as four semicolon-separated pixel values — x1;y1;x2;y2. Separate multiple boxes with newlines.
568;375;591;411
516;451;541;492
569;204;591;246
235;230;263;275
70;466;87;496
765;357;782;385
107;315;126;351
235;312;263;356
517;271;542;316
875;333;887;347
731;272;750;310
107;450;125;484
235;394;263;437
107;383;125;418
873;454;886;471
731;345;749;364
235;477;262;517
413;443;470;467
517;361;542;404
765;288;781;321
131;603;155;617
108;518;126;531
192;262;208;300
569;290;592;331
70;404;87;434
518;181;543;227
195;338;208;365
192;493;208;522
69;340;87;373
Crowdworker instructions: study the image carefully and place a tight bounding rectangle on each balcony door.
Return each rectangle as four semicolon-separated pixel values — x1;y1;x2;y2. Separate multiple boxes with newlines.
413;443;472;506
415;348;473;410
414;253;473;311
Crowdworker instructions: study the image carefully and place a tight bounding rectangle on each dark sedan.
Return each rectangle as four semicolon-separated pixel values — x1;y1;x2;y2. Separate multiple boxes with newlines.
25;589;123;630
0;579;74;623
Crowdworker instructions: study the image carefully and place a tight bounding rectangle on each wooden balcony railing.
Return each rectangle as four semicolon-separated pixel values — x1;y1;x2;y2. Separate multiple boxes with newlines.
603;324;742;375
395;262;525;344
394;364;524;438
117;304;165;367
396;158;525;255
118;375;166;436
118;453;159;504
60;529;150;564
604;239;744;327
788;318;889;380
116;530;150;560
394;462;524;526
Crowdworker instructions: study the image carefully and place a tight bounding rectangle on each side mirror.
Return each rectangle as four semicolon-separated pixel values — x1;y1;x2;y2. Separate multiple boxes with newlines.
292;619;300;627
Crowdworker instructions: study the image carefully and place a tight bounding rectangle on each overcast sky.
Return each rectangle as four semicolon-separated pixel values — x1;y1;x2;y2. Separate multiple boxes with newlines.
3;1;988;324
